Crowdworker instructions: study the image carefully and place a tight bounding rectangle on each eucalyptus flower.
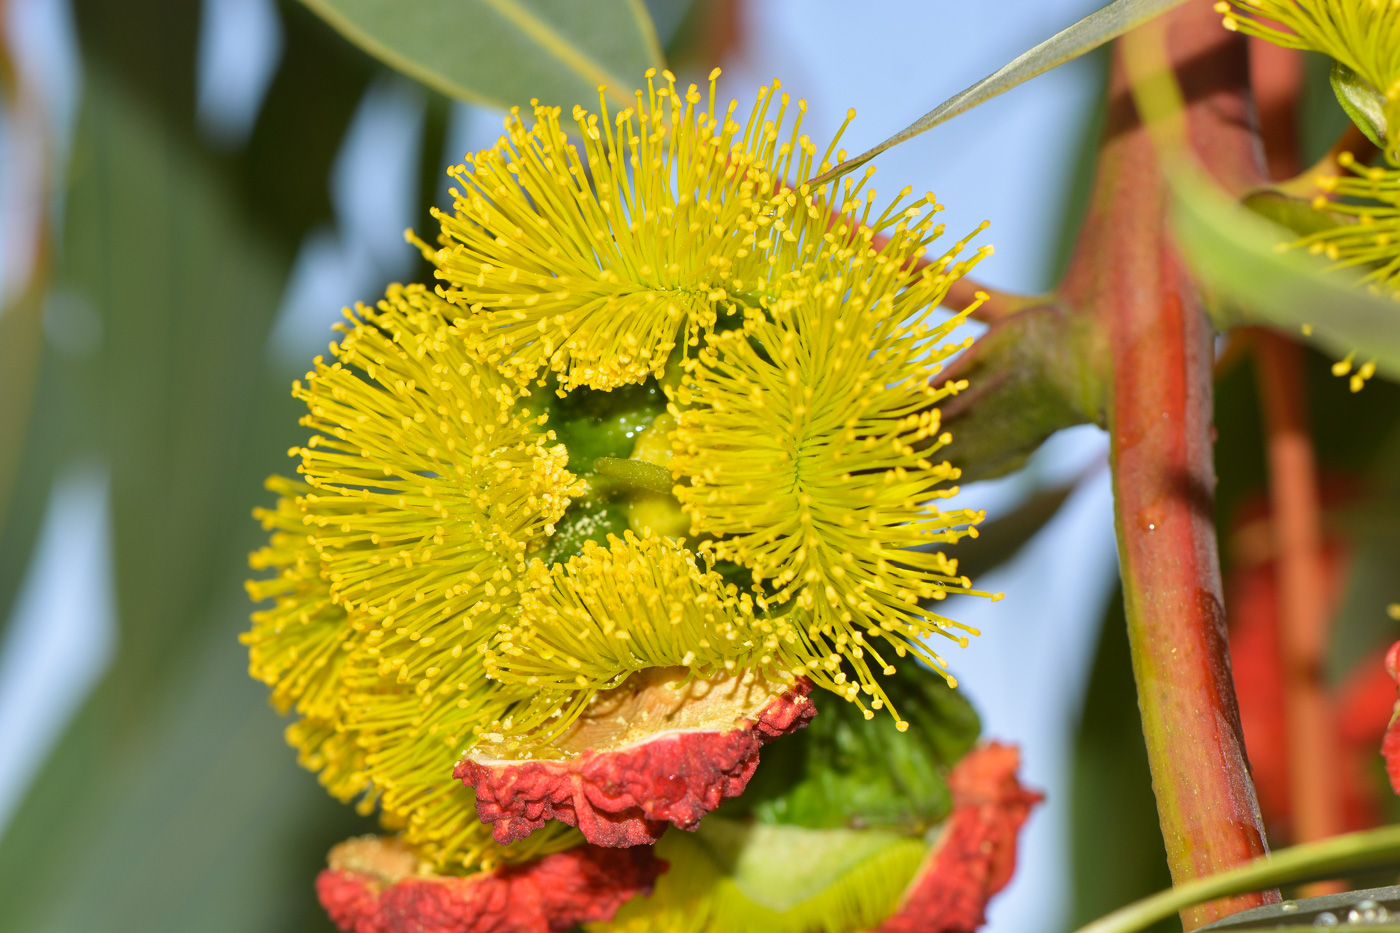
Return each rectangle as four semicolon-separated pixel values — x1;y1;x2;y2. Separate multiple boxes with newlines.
1217;0;1400;161
246;75;1001;925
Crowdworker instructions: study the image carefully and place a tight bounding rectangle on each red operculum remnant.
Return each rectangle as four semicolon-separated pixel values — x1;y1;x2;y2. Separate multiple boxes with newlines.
315;835;666;933
875;743;1041;933
457;670;815;847
1381;642;1400;796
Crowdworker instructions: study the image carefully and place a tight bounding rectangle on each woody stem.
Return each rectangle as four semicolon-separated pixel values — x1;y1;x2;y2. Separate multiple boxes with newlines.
1060;4;1276;927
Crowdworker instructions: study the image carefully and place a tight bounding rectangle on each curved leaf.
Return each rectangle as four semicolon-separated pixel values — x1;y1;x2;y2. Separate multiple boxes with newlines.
1072;825;1400;933
1331;61;1387;149
1171;167;1400;378
298;0;664;111
811;0;1191;185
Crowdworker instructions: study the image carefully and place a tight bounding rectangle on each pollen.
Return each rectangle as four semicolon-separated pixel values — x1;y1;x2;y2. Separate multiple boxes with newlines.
1297;153;1400;293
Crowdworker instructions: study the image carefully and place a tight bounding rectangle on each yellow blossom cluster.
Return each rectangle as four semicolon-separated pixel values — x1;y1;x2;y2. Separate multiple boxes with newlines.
246;70;993;874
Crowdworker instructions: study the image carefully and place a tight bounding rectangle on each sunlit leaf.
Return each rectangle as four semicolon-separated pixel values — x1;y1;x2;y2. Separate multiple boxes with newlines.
298;0;664;110
1170;168;1400;379
811;0;1190;185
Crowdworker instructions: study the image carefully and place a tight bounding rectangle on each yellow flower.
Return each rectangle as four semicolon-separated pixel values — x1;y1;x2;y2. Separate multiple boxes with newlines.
669;216;995;727
1217;0;1400;159
1272;150;1400;390
429;68;895;393
249;72;998;873
483;531;784;752
249;282;583;870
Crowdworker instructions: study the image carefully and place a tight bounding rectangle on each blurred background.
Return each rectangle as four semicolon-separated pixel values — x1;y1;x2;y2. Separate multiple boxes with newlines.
1;2;1397;931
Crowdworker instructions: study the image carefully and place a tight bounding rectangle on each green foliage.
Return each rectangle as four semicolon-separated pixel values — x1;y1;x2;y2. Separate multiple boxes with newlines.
548;381;667;475
596;818;928;933
729;665;980;833
0;2;386;929
1171;167;1400;378
298;0;663;111
1326;416;1400;682
1071;824;1400;933
1331;61;1387;149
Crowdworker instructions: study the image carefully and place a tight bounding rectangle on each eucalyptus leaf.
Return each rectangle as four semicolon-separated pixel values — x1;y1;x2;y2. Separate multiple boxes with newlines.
1197;884;1400;932
810;0;1191;185
597;818;927;933
0;4;381;928
1242;190;1347;239
1071;825;1400;933
298;0;664;111
1170;167;1400;378
1331;61;1387;149
728;665;980;833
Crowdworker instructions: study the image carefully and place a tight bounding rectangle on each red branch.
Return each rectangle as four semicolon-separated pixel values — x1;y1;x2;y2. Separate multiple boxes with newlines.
1248;33;1346;867
1255;333;1343;846
1060;4;1276;927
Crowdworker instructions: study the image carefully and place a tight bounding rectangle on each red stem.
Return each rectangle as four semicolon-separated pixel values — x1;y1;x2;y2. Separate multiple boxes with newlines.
1248;34;1346;869
1255;332;1342;852
1060;4;1275;927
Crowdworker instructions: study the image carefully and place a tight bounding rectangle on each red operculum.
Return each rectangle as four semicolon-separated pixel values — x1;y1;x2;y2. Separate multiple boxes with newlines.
315;837;666;933
875;743;1042;933
457;677;815;847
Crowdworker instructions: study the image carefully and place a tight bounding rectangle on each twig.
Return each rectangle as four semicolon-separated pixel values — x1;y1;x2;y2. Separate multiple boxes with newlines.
1071;8;1278;928
1255;333;1343;846
1247;32;1347;892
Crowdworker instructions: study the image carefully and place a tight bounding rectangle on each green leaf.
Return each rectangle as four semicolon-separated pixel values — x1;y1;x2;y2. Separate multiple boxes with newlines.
1071;825;1400;933
1241;190;1347;239
598;818;927;933
729;665;980;833
1197;887;1400;932
1169;166;1400;378
1330;61;1386;149
811;0;1191;185
297;0;664;111
0;3;383;927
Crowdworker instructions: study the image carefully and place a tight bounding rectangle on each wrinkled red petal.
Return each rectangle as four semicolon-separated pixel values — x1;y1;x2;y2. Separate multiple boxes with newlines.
1382;641;1400;797
315;837;665;933
457;675;814;847
874;743;1041;933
